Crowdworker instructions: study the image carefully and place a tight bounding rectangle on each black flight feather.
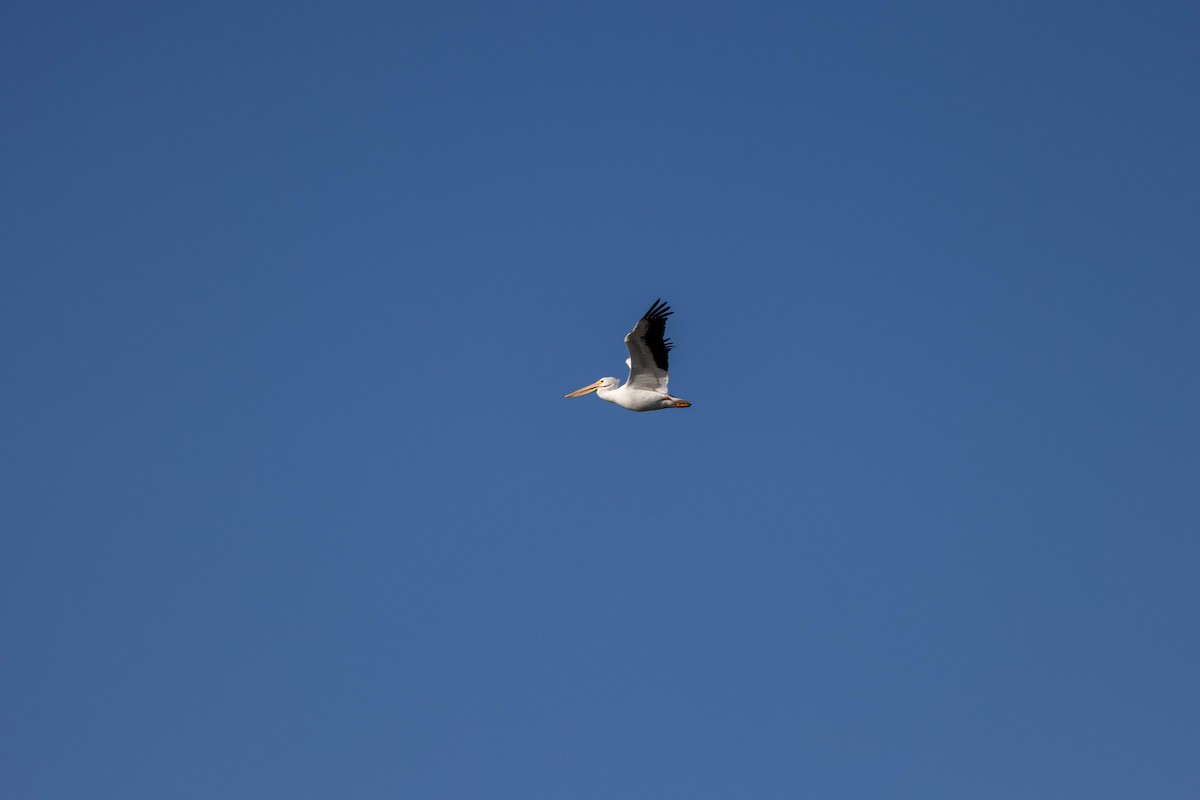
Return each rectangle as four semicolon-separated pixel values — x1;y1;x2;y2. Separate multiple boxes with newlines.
639;298;674;372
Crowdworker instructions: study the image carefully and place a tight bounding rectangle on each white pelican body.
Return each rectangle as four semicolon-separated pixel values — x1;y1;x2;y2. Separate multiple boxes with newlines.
565;299;691;412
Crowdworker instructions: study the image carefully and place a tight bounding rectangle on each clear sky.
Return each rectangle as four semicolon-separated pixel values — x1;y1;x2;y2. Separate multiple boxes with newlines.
3;1;1199;797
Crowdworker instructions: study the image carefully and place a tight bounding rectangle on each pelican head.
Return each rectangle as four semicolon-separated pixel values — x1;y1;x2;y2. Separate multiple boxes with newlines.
564;377;619;398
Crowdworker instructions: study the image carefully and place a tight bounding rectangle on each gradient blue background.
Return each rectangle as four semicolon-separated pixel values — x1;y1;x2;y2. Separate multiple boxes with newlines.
4;1;1199;797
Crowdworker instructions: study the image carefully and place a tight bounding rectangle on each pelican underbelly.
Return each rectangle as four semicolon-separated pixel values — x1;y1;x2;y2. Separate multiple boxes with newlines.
600;386;669;412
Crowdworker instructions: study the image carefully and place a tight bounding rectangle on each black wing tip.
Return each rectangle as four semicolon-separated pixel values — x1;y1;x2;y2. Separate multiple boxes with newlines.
639;300;675;371
643;298;673;320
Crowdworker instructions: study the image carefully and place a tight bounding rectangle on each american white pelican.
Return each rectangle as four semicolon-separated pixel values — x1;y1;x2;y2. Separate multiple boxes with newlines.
565;299;692;412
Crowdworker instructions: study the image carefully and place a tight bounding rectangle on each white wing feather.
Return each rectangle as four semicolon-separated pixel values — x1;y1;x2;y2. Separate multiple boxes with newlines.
624;327;669;393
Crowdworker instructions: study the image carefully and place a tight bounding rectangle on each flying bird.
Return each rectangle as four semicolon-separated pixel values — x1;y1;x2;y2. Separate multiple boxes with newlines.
565;299;692;412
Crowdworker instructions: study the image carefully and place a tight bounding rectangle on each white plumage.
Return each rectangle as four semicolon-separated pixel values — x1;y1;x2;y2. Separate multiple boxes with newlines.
564;299;692;412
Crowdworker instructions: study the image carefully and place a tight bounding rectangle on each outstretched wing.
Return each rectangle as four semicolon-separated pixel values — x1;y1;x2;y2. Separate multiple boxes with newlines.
624;299;674;392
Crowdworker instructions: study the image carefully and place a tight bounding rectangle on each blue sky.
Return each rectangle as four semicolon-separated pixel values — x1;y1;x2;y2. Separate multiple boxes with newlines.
3;1;1199;797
